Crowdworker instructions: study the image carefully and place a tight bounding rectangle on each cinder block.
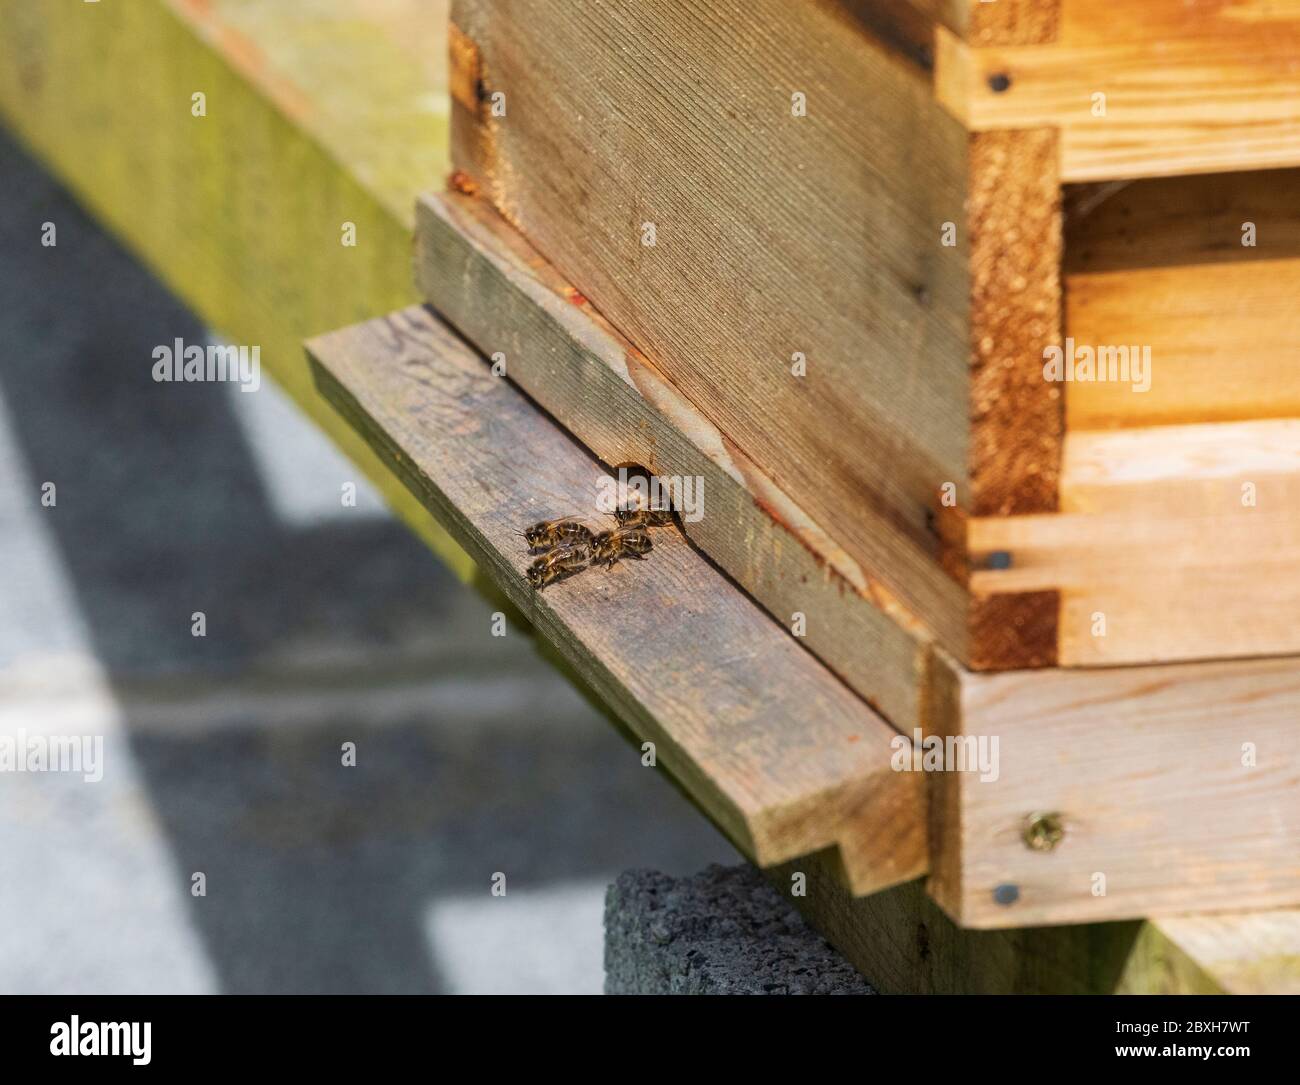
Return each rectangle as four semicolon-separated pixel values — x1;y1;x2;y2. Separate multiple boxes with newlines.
603;864;873;995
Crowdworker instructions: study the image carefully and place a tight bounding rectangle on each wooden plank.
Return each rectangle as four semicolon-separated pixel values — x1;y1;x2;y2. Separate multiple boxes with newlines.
774;852;1300;993
924;651;1300;928
1064;169;1300;430
1059;0;1300;46
451;0;975;662
306;305;927;895
970;419;1300;665
0;0;474;580
936;4;1300;180
1066;260;1300;429
414;191;934;731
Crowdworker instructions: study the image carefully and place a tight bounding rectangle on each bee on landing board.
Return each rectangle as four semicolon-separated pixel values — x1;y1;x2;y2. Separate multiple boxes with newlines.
613;506;674;529
591;526;653;569
520;517;595;553
526;542;590;590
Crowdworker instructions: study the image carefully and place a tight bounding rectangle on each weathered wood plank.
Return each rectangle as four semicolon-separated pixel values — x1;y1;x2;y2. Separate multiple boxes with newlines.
451;0;974;660
415;191;933;731
0;0;473;579
306;305;927;895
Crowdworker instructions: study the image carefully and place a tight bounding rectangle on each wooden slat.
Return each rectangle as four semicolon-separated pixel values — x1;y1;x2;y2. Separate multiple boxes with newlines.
775;852;1300;993
925;651;1300;928
450;0;975;661
936;4;1300;180
970;419;1300;665
1064;169;1300;430
306;305;927;895
0;0;474;580
414;191;933;731
1060;0;1300;46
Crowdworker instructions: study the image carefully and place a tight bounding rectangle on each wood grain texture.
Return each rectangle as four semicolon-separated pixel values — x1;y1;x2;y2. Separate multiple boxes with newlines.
0;0;475;581
774;851;1300;993
968;129;1063;518
937;2;1300;180
450;0;974;661
926;651;1300;928
415;191;935;730
1060;0;1300;46
967;0;1060;46
307;305;927;895
971;419;1300;665
965;128;1062;669
1064;169;1300;429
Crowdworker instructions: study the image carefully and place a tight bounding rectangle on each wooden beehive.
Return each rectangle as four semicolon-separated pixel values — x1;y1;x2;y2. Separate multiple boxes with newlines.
309;0;1300;961
443;0;1300;672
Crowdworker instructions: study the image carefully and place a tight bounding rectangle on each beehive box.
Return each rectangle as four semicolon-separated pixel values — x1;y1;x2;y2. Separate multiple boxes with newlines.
442;0;1300;672
312;0;1300;947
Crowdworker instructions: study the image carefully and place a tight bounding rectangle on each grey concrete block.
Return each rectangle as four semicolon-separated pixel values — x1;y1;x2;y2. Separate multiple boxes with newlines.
604;863;874;994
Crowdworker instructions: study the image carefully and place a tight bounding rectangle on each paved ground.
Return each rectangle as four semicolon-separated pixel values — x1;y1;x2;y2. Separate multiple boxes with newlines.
0;129;736;994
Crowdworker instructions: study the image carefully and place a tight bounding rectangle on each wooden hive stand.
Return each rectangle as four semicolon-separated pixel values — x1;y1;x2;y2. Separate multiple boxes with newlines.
308;0;1300;992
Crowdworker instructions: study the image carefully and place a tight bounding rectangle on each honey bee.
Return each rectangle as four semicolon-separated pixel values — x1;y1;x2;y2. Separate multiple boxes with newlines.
613;506;674;529
520;517;595;552
591;526;653;568
526;542;590;590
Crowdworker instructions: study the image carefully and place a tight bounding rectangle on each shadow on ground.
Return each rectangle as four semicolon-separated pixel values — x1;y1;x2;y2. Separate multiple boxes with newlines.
0;129;736;993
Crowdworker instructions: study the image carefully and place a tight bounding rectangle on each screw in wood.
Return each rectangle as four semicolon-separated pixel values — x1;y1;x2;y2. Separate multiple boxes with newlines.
1022;811;1066;852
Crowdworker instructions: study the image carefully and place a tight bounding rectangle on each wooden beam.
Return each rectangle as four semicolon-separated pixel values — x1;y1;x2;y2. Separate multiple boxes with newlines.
0;0;474;580
415;191;934;731
936;1;1300;180
774;852;1300;993
306;305;928;895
